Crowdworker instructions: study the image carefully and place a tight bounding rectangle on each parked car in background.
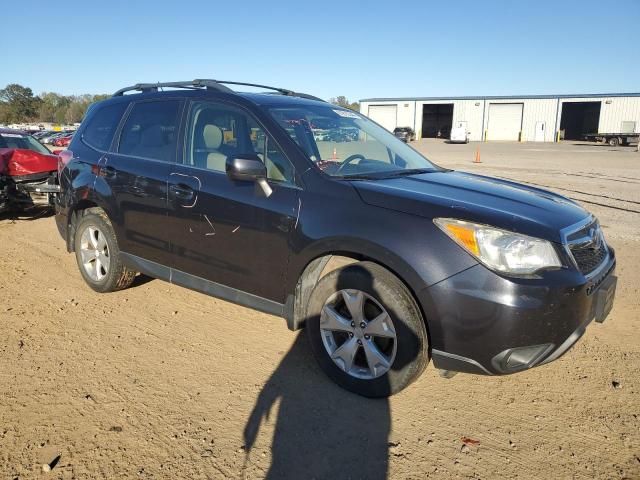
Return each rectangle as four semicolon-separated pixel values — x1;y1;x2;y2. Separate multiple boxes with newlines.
32;130;52;139
0;128;60;212
56;79;616;398
39;131;61;142
53;134;74;147
393;127;416;142
42;133;62;144
43;131;72;144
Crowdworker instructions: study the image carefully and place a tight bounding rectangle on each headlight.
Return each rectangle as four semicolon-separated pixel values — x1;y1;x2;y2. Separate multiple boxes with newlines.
434;218;562;275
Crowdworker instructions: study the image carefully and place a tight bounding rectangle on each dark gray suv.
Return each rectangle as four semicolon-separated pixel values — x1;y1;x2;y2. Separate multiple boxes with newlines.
55;79;617;397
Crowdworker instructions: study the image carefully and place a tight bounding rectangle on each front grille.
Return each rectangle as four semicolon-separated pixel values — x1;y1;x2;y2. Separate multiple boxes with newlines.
566;219;608;275
570;242;608;275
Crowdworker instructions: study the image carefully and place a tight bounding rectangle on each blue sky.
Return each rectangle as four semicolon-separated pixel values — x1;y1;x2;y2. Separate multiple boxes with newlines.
4;0;639;101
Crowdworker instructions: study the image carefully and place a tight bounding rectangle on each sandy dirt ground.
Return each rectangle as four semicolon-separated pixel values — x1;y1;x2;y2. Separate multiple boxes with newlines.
1;140;639;479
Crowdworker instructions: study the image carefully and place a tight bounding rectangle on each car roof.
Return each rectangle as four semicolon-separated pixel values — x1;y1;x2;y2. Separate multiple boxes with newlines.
105;89;330;108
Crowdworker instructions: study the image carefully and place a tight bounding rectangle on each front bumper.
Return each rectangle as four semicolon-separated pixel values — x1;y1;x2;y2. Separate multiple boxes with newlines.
418;250;616;375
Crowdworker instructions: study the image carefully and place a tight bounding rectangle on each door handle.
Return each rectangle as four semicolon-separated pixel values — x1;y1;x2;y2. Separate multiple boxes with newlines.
170;183;195;200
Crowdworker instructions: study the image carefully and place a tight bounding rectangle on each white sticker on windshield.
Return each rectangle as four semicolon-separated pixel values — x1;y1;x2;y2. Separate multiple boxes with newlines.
333;109;360;119
0;133;25;138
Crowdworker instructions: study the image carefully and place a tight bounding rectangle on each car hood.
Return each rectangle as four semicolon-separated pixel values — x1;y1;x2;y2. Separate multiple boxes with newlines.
351;170;590;243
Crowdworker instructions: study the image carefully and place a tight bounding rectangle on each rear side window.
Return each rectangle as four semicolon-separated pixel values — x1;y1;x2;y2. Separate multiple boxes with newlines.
118;100;181;162
82;102;128;151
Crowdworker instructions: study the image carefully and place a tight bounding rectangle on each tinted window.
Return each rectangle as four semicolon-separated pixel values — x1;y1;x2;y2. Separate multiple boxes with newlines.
82;102;128;151
118;100;181;162
185;101;294;184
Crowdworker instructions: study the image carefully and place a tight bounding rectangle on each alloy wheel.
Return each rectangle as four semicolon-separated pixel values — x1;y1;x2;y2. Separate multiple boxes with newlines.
79;225;110;282
319;289;397;380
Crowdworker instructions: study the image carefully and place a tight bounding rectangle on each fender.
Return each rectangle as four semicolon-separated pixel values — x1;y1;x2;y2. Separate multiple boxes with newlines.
62;158;120;251
285;228;478;331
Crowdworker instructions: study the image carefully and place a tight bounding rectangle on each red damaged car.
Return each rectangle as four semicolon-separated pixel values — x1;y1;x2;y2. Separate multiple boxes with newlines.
0;128;61;213
52;133;74;147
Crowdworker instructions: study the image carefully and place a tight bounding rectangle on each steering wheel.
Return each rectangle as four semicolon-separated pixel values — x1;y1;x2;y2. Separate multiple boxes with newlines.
335;154;366;174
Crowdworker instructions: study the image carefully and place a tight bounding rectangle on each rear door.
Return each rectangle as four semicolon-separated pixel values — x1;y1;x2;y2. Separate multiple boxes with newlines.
167;99;300;303
100;98;183;265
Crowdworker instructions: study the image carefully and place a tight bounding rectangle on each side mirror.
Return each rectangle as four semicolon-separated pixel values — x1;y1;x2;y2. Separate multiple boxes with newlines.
226;154;272;197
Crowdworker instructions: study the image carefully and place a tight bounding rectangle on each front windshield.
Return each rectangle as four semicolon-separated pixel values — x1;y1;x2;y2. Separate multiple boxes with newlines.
0;132;50;155
267;104;440;178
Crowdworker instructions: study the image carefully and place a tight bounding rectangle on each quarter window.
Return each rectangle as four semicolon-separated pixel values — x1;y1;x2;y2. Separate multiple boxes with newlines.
118;100;181;162
185;101;295;184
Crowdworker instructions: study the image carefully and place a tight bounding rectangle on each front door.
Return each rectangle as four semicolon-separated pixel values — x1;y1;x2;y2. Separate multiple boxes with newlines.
167;100;300;303
101;98;183;265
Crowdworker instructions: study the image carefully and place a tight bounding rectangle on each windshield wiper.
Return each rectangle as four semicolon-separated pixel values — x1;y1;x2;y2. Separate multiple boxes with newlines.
382;168;438;178
335;173;384;180
336;168;443;181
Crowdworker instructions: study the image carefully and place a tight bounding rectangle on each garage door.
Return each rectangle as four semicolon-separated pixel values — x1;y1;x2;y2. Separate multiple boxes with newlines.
368;105;397;132
487;103;523;141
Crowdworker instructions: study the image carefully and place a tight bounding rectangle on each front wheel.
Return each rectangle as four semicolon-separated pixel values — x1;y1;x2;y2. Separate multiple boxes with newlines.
306;262;429;397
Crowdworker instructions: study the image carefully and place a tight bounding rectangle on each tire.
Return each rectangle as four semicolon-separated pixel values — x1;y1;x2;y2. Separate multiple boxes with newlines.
609;136;621;147
306;261;429;397
73;208;137;293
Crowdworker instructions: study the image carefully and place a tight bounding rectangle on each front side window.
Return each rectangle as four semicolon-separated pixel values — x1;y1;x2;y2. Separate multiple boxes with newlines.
82;102;128;151
185;101;295;184
118;100;181;162
266;104;440;179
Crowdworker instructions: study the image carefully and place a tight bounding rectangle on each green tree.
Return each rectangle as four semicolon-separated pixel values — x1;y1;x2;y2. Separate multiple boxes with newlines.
65;100;86;123
0;84;40;122
0;102;10;124
329;95;360;112
38;92;70;123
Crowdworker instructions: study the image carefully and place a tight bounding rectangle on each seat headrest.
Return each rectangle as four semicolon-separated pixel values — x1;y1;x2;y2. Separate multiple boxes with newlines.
203;124;223;149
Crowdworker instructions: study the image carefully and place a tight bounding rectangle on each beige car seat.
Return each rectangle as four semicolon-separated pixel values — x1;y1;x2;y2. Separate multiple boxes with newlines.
203;123;287;182
203;124;227;172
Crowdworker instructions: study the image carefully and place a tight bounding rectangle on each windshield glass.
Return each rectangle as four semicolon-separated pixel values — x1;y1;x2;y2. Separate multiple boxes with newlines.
267;104;439;178
0;132;50;155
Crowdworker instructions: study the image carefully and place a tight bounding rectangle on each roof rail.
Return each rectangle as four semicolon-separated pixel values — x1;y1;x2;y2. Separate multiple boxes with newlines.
112;78;325;102
112;79;234;96
212;80;325;102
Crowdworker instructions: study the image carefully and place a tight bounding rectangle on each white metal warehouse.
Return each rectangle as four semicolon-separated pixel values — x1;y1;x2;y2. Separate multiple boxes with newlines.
359;93;640;142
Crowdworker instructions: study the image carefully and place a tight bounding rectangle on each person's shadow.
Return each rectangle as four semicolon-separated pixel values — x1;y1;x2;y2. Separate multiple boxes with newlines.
244;265;421;479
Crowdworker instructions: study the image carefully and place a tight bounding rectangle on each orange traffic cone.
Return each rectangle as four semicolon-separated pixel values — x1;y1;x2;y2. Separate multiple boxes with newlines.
474;147;481;164
332;147;338;160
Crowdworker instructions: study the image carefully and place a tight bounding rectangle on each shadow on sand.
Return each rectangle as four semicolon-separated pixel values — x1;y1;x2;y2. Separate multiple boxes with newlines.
243;333;391;479
0;205;54;222
244;264;423;479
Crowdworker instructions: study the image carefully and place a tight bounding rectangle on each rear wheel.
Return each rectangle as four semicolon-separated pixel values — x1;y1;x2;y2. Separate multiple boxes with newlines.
609;136;621;147
74;208;136;293
306;261;429;397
